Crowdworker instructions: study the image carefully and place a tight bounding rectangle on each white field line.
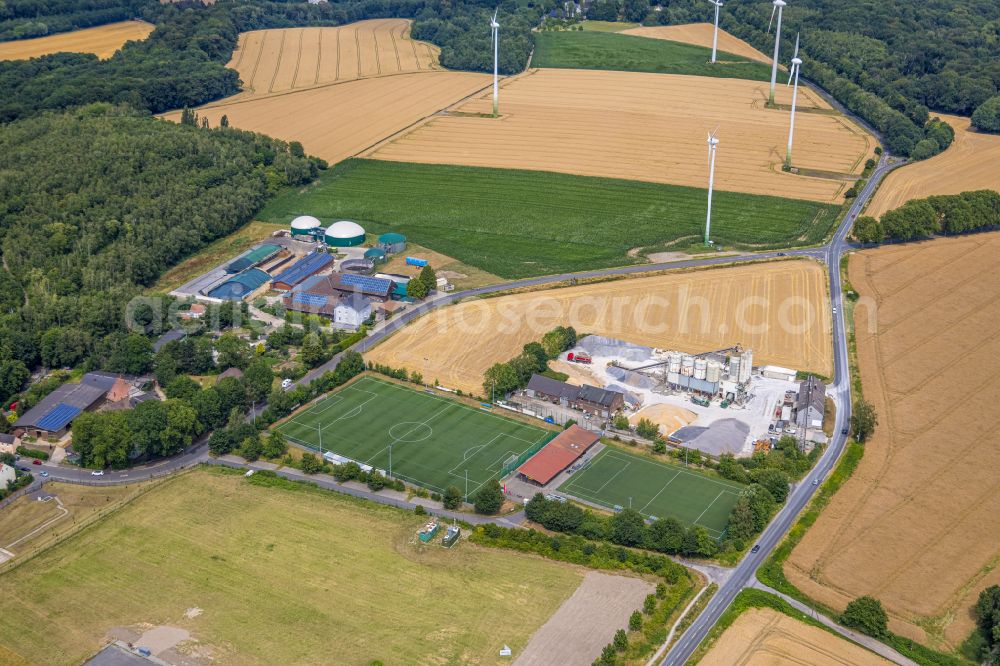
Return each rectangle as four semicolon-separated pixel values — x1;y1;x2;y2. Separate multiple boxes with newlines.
640;469;682;513
692;490;727;528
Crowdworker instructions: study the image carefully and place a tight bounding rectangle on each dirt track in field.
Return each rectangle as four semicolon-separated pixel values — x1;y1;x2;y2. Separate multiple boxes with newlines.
865;114;1000;217
700;608;890;665
621;23;771;63
367;68;873;203
514;571;652;666
786;233;1000;650
225;20;441;99
0;21;153;60
367;260;832;396
162;71;488;166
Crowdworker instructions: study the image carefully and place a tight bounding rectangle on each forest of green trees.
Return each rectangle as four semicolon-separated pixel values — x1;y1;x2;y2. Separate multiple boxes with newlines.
852;190;1000;244
0;104;324;405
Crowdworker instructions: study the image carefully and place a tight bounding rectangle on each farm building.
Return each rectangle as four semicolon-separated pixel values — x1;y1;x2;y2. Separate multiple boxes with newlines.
153;328;186;352
378;232;406;253
324;220;366;247
525;374;624;418
271;252;334;291
796;376;826;429
227;244;281;273
207;268;271;301
516;425;600;486
13;372;128;438
760;365;797;382
333;294;372;330
290;215;323;239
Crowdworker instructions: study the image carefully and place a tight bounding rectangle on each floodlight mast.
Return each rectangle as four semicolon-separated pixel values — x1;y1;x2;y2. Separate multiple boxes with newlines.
768;0;787;106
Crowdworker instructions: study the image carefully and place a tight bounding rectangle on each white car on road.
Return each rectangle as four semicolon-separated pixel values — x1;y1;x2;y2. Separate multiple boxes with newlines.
91;470;104;476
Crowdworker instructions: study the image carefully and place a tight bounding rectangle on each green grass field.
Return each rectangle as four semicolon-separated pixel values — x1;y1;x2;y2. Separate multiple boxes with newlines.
258;160;840;278
277;376;554;496
558;447;744;537
0;469;581;665
533;31;772;81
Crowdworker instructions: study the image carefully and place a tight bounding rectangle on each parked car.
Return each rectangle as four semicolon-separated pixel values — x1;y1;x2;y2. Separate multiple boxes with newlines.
91;470;104;476
32;459;41;465
40;471;49;477
281;378;293;389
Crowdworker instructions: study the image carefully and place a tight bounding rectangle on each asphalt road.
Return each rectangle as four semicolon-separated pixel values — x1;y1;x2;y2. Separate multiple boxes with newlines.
30;153;903;665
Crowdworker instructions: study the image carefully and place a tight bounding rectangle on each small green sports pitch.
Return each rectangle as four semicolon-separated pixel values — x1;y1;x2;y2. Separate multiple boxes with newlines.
276;376;554;497
558;447;744;537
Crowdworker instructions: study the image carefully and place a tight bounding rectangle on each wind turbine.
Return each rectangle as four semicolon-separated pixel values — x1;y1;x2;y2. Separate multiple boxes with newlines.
767;0;787;106
705;128;720;246
708;0;723;64
785;33;802;169
490;9;500;117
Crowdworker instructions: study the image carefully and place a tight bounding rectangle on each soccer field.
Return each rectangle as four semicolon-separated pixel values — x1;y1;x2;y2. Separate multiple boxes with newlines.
277;376;554;497
558;447;744;537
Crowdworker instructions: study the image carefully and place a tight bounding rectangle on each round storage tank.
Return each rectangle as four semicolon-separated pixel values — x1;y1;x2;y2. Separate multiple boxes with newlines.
729;356;741;380
681;355;695;377
378;232;406;254
290;215;322;238
325;220;366;247
694;358;708;380
363;247;387;264
668;352;682;373
706;361;722;383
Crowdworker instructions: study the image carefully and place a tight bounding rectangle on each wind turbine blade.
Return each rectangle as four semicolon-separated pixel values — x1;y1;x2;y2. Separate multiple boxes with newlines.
793;32;800;57
768;4;776;33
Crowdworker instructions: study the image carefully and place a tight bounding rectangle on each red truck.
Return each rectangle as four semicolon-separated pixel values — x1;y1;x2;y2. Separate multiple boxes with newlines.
568;351;592;364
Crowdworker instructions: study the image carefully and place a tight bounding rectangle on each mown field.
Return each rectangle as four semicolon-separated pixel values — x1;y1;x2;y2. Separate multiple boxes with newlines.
532;30;771;80
259;159;840;278
0;468;582;665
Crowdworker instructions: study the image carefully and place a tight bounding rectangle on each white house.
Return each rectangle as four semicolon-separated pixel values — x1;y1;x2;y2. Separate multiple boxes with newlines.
333;294;372;330
0;463;16;488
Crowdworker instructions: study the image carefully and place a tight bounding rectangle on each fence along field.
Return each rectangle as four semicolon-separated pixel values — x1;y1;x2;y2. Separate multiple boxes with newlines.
366;68;874;203
700;607;892;665
865;113;1000;218
786;233;1000;651
621;23;771;63
558;447;743;537
0;20;154;61
276;376;554;497
367;260;833;397
226;19;440;99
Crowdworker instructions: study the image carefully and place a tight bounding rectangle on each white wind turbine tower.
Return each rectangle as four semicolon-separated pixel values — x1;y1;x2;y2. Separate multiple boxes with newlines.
705;128;720;246
767;0;787;106
785;33;802;168
708;0;723;64
490;9;500;117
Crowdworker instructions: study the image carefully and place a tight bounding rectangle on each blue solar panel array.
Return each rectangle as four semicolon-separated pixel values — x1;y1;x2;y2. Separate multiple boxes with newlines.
293;292;328;307
272;252;333;287
340;273;391;293
36;402;83;432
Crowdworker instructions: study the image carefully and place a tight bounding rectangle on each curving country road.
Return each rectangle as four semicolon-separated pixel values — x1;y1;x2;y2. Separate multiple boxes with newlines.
28;152;903;664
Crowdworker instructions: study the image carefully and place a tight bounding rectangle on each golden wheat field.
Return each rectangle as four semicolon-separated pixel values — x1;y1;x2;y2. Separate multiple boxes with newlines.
163;72;488;164
865;114;1000;217
700;608;890;665
0;20;153;61
226;19;440;99
367;69;874;203
786;233;1000;650
621;23;771;63
367;260;832;395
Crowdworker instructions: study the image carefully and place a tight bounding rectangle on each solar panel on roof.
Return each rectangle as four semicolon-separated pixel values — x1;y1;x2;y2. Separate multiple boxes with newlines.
293;293;328;307
36;402;82;431
340;273;390;293
273;252;333;286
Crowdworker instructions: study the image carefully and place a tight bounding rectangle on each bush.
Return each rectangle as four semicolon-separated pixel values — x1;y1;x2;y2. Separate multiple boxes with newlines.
841;596;889;638
414;504;427;516
299;452;323;474
443;485;463;510
16;445;48;460
643;593;657;614
473;480;504;514
366;471;386;492
972;96;1000;133
612;628;628;651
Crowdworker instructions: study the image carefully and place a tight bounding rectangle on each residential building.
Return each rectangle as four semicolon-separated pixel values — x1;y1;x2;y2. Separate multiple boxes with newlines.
796;376;826;429
333;293;372;330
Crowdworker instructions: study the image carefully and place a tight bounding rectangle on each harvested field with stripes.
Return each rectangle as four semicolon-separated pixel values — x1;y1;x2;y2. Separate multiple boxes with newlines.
367;68;874;203
865;113;1000;218
225;19;441;99
367;260;832;396
621;23;770;63
700;608;890;665
0;20;153;61
786;233;1000;651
